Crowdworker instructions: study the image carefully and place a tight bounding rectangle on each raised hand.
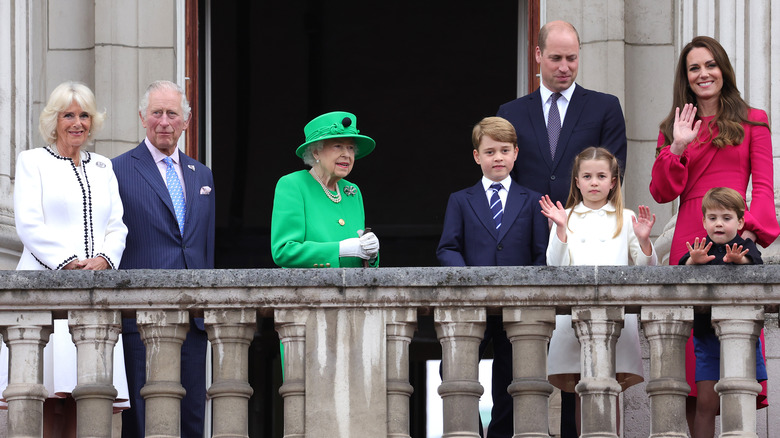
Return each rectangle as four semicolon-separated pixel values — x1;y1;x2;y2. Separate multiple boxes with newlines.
670;103;702;155
539;195;567;229
685;237;715;265
723;243;749;264
631;205;656;242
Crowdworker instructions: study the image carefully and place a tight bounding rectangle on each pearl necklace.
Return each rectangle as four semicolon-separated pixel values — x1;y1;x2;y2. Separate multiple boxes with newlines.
310;170;341;203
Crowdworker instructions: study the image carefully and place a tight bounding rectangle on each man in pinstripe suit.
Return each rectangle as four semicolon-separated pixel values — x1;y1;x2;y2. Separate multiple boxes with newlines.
112;80;215;437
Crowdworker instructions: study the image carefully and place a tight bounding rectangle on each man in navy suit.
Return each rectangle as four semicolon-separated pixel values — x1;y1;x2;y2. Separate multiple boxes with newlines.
437;117;547;438
112;80;215;437
497;20;627;205
497;20;627;437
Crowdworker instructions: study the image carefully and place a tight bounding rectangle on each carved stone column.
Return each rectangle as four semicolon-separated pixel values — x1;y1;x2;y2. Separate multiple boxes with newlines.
572;306;623;438
385;308;417;438
434;307;485;438
69;310;121;438
275;309;308;438
712;305;764;438
137;310;190;438
640;306;693;437
503;307;556;437
205;309;256;438
0;311;52;438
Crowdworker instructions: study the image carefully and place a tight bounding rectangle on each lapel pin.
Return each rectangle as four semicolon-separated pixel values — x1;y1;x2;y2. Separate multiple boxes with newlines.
96;161;106;168
188;164;196;171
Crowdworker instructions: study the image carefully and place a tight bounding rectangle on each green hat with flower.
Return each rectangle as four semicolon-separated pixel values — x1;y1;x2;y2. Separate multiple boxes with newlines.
296;111;376;160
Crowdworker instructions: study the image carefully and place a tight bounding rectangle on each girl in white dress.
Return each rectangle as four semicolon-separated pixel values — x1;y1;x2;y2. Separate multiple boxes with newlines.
539;146;658;435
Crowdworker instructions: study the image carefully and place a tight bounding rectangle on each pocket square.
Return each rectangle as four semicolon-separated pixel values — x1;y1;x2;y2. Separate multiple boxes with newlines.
200;186;212;195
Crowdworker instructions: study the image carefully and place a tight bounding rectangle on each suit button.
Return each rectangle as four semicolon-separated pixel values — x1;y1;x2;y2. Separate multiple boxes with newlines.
497;244;503;251
550;175;556;180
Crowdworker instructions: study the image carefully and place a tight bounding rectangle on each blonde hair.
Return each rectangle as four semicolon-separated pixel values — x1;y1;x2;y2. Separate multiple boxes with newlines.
472;116;517;150
702;187;745;219
566;147;624;238
38;81;105;145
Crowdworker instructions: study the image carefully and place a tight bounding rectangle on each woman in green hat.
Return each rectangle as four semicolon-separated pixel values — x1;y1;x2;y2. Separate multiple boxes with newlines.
271;111;379;268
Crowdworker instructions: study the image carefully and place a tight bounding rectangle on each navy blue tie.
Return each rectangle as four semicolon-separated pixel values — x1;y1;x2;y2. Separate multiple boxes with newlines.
489;183;503;230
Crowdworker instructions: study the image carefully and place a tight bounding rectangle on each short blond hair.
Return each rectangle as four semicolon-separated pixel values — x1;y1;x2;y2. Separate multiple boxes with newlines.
472;117;517;150
702;187;745;219
38;81;105;145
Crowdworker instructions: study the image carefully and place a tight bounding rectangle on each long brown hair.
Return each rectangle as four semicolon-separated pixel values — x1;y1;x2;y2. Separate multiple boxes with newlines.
566;147;624;238
658;36;768;155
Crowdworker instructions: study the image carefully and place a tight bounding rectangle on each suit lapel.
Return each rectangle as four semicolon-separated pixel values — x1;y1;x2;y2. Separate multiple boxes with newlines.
527;90;554;170
465;182;499;239
553;85;586;170
180;154;199;236
131;144;178;222
497;182;528;241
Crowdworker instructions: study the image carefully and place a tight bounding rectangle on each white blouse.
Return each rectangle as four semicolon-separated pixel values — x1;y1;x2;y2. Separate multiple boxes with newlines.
14;147;127;270
546;201;657;266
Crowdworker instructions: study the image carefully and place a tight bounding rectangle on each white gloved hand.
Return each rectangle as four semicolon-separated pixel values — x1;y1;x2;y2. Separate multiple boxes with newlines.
359;232;379;258
339;237;370;259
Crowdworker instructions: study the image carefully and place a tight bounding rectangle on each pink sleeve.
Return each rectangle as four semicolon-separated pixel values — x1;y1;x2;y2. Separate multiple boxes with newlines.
649;131;689;204
742;109;780;247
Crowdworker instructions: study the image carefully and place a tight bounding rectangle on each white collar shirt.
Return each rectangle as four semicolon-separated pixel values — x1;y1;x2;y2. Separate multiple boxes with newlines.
481;175;512;207
540;82;576;127
145;138;187;201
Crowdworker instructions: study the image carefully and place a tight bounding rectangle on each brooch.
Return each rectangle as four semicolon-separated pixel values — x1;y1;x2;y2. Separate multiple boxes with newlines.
96;161;106;168
344;186;357;196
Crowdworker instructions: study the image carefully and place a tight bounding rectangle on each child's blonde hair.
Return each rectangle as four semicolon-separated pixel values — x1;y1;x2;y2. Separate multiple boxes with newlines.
471;116;517;150
566;146;624;237
701;187;745;219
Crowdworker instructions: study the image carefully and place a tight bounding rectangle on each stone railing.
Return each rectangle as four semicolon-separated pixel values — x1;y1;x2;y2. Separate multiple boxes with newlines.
0;266;776;438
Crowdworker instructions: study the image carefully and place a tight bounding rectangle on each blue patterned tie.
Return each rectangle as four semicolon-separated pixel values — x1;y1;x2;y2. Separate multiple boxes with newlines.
163;157;185;235
489;183;503;230
548;92;562;159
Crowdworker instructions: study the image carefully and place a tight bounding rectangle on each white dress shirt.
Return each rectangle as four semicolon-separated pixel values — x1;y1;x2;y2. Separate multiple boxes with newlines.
540;82;576;127
145;138;187;201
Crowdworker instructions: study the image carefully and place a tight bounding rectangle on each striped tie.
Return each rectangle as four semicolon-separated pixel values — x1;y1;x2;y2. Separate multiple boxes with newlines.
163;156;186;235
489;182;503;230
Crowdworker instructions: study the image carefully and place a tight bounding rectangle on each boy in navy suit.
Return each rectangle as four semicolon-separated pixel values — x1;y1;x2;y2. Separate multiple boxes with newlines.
437;116;548;437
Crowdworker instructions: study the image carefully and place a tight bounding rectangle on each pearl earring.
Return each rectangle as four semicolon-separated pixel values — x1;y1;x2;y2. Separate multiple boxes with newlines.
316;159;320;163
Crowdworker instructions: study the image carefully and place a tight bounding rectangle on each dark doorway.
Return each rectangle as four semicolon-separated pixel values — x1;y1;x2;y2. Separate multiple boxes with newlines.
208;1;519;269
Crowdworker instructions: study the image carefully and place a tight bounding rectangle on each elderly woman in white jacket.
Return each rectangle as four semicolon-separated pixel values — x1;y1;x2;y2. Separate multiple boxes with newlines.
4;81;129;433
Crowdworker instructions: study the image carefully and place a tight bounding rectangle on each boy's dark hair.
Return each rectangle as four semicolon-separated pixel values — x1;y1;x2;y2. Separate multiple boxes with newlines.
701;187;745;219
472;117;517;150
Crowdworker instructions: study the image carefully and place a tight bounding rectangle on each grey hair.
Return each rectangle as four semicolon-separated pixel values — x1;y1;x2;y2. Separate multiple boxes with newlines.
139;80;191;121
301;141;325;167
39;81;106;145
301;139;361;167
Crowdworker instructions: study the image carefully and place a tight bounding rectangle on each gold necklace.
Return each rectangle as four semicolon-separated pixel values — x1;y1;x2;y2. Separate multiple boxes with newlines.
310;170;341;203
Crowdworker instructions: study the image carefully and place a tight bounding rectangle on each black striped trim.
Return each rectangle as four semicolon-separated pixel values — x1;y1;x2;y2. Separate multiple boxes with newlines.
95;253;116;270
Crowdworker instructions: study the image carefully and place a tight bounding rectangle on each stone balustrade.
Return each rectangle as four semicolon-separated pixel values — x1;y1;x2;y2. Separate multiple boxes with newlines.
0;265;776;437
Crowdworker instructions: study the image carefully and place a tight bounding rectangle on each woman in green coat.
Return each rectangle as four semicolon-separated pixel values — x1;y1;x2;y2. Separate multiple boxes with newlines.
271;111;379;268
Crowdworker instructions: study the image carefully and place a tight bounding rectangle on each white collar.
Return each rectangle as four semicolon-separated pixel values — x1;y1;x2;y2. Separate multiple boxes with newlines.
572;201;616;214
481;175;512;192
540;82;576;104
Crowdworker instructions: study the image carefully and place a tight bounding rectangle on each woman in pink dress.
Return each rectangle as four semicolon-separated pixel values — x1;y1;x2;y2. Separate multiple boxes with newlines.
649;36;779;437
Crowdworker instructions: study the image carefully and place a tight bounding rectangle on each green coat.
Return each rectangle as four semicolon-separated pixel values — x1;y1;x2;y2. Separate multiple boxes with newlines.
271;170;378;268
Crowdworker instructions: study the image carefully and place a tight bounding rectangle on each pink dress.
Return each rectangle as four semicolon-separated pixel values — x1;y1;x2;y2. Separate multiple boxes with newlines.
650;108;779;406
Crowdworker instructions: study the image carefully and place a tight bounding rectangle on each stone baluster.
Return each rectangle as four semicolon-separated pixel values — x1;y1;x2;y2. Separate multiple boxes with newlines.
640;306;693;437
385;308;417;438
69;310;121;438
572;306;624;438
712;305;764;437
0;311;52;438
275;309;308;438
205;309;257;438
503;307;556;437
434;307;485;438
137;310;190;438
